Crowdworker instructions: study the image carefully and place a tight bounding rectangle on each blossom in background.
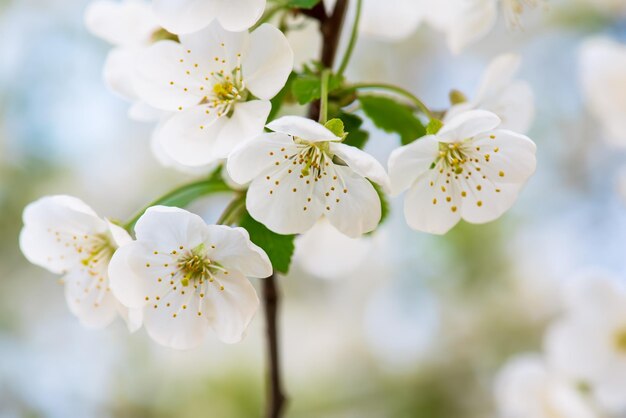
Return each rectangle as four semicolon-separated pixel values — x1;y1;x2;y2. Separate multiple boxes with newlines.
445;53;534;134
134;22;293;168
108;206;272;349
388;110;536;234
579;36;626;147
227;116;390;237
85;0;164;121
19;195;142;330
153;0;266;34
545;273;626;414
494;354;598;418
355;0;542;53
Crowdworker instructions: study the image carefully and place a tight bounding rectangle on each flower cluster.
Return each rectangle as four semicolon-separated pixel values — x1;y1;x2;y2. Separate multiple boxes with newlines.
495;272;626;417
20;0;538;352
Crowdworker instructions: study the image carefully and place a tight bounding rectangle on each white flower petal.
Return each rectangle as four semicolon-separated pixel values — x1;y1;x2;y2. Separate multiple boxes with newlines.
442;0;497;54
204;225;272;278
267;116;341;142
212;100;271;159
133;40;206;111
108;242;154;309
156;107;227;167
227;132;297;185
20;195;107;274
127;100;166;122
359;0;424;41
134;206;209;249
179;21;249;74
484;81;535;133
216;0;266;32
323;165;381;238
243;24;294;100
143;288;210;349
64;268;119;329
103;47;139;101
117;305;144;333
85;0;158;46
387;135;439;195
245;161;323;234
403;169;462;234
475;53;521;100
330;142;390;192
437;109;501;143
471;129;537;183
204;270;260;344
153;0;218;35
388;135;439;195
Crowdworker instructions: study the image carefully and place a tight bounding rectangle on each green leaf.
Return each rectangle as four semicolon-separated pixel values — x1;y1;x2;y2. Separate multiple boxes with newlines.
291;72;343;105
338;112;369;149
239;211;296;275
359;95;426;145
284;0;321;8
324;118;345;137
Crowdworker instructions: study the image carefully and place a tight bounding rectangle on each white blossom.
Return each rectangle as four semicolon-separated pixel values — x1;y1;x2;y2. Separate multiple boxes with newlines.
388;110;536;234
445;53;535;134
152;0;266;35
133;22;293;168
19;195;142;330
108;206;272;349
85;0;164;121
579;36;626;147
494;354;599;418
227;116;390;238
545;273;626;414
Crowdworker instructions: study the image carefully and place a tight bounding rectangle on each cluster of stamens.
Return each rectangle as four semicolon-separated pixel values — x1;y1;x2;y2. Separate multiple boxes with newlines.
144;243;228;318
172;43;247;120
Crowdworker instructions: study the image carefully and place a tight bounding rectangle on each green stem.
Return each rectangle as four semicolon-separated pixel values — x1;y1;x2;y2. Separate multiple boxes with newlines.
336;0;362;78
252;3;286;30
319;69;331;124
216;193;247;226
123;178;231;232
348;82;436;121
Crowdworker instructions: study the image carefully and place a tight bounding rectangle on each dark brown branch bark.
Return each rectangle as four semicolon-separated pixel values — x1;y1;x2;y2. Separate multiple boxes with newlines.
262;2;350;418
262;274;285;418
307;0;349;120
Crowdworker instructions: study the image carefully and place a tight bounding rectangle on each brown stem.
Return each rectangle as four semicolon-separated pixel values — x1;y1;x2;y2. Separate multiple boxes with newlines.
263;274;286;418
262;2;350;418
307;0;349;120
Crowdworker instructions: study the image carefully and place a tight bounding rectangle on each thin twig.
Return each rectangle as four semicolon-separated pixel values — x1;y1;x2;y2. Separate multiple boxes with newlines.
262;274;285;418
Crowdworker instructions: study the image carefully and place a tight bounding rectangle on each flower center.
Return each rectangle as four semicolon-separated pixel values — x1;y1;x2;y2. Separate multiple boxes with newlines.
177;244;220;287
614;329;626;353
295;141;332;177
436;142;468;174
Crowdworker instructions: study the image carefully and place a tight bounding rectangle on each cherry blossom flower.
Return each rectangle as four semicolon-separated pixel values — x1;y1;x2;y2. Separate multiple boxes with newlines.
152;0;266;35
108;206;272;349
85;0;164;121
494;354;598;418
227;116;390;238
388;110;536;234
133;22;293;168
19;195;142;330
445;53;535;134
579;36;626;146
545;273;626;414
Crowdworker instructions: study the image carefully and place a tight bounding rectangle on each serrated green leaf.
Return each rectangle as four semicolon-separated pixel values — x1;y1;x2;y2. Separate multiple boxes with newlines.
338;112;369;149
239;211;296;275
284;0;321;8
359;95;426;145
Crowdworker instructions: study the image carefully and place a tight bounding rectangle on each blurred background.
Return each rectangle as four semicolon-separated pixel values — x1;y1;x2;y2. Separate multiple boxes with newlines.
1;0;626;416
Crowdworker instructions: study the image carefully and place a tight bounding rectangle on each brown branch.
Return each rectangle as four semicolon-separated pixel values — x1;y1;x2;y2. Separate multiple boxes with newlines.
308;0;349;120
262;2;351;418
262;274;286;418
